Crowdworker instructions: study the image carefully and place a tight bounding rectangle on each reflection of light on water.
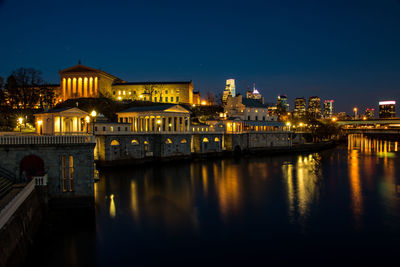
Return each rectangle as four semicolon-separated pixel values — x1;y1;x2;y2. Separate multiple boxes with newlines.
109;194;116;219
216;165;241;219
284;154;320;225
348;150;363;227
348;134;398;157
130;181;139;219
202;165;208;197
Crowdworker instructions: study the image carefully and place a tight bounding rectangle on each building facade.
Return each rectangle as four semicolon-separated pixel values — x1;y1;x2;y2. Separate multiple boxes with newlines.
379;101;396;118
222;79;236;105
308;96;322;119
293;97;306;119
323;100;334;119
58;63;194;104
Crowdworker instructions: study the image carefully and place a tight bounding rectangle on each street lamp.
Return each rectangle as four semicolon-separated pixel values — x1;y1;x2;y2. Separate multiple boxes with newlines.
90;110;97;135
353;107;358;119
85;116;90;133
18;117;23;132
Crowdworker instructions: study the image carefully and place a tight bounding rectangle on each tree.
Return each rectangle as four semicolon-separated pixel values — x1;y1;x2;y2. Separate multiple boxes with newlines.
143;83;164;102
0;76;5;105
205;91;216;105
6;68;44;109
38;86;57;109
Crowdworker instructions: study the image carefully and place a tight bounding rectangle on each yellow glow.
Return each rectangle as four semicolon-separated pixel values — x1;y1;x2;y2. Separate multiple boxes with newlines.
117;96;122;100
192;104;196;107
109;194;116;219
18;117;23;124
332;117;337;122
201;100;207;105
203;137;209;143
362;116;367;120
286;122;291;126
353;107;357;112
37;120;43;125
299;122;303;127
156;119;161;124
91;110;97;117
139;94;143;99
85;116;90;123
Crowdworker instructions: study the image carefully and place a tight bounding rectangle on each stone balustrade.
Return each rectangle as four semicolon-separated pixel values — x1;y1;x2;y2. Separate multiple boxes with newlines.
0;135;95;145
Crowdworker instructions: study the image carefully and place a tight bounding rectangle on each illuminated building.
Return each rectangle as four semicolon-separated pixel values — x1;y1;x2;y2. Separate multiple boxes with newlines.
276;95;289;114
225;94;277;121
379;101;396;118
246;83;263;103
293;97;306;119
222;79;236;105
193;91;201;105
323;100;334;119
364;108;375;119
117;104;190;133
307;96;321;119
59;63;195;104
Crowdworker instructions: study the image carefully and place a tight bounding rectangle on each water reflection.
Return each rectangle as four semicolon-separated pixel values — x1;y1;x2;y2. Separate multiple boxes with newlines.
283;154;321;226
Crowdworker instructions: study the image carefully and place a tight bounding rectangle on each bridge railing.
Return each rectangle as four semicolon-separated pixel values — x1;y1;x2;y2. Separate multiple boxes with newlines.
0;135;95;145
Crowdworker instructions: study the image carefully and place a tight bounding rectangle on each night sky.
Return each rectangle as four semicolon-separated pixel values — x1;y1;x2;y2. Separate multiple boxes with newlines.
1;0;399;114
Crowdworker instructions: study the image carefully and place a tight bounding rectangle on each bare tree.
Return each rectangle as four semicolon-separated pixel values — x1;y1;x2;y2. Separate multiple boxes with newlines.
206;91;216;105
6;68;44;109
143;83;164;102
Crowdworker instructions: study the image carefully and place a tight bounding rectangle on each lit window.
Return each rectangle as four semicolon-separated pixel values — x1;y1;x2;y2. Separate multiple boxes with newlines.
180;139;187;144
131;139;139;145
165;138;172;144
202;137;209;143
111;140;119;146
110;126;114;132
144;140;149;144
118;90;121;95
215;137;220;142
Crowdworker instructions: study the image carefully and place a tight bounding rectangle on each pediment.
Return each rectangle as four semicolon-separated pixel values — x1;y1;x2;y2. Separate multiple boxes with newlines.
165;105;190;113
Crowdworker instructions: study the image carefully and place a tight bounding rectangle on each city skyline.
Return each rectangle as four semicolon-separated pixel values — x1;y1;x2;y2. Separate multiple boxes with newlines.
1;0;399;114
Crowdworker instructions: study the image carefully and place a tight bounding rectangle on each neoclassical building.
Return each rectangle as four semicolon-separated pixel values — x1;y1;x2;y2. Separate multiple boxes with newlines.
59;63;194;104
116;104;190;133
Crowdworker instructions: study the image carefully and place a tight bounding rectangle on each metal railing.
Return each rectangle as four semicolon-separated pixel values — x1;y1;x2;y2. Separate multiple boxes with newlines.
0;135;95;145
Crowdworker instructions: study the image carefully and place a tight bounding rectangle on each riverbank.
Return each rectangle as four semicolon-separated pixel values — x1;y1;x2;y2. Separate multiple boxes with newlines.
96;140;338;168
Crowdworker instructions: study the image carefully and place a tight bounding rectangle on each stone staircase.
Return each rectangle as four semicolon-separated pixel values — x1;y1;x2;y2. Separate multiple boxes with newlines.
0;176;13;199
0;167;16;200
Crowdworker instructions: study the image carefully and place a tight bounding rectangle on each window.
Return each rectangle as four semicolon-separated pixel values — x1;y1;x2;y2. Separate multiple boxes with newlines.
255;116;258;120
131;139;139;145
62;155;67;192
176;97;179;102
248;116;250;120
118;127;120;131
215;137;220;142
95;126;98;131
202;137;209;143
154;97;157;102
165;90;168;94
113;91;116;95
125;127;128;131
180;139;187;144
170;97;173;102
110;126;114;132
111;140;120;146
69;155;74;192
165;138;172;144
165;97;168;102
103;126;106;131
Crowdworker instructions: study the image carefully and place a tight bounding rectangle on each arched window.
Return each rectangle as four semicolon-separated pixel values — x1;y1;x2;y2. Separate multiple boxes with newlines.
214;137;220;142
165;138;172;144
202;137;209;143
131;139;139;145
180;139;187;144
144;140;149;145
111;140;120;146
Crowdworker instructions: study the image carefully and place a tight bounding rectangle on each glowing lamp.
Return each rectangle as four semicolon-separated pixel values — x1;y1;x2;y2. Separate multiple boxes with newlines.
85;116;90;123
91;110;97;117
156;120;161;124
18;117;23;124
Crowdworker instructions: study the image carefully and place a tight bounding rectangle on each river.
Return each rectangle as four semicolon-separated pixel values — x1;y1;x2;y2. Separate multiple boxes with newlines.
26;135;400;266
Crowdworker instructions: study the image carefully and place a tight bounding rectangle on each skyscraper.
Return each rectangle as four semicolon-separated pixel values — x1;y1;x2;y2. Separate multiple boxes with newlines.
323;100;334;119
222;79;236;105
379;101;396;118
364;108;375;119
276;95;289;115
308;96;321;118
293;97;306;119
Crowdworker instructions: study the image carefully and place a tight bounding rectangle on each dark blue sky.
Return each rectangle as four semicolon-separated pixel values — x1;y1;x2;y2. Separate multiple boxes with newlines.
1;0;399;114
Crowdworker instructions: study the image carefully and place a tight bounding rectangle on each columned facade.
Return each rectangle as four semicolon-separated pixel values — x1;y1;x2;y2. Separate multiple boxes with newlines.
62;75;99;100
116;105;190;134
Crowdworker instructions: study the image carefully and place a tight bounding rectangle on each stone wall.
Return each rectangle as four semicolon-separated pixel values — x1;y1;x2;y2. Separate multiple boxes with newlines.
0;188;42;267
0;143;95;199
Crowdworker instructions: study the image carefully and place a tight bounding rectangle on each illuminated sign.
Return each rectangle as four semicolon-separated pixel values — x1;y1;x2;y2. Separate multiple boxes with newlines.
379;101;396;105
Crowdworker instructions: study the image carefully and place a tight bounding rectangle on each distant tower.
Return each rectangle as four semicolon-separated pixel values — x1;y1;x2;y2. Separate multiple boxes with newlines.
308;96;322;118
222;79;236;105
323;100;334;119
379;101;396;118
293;97;306;119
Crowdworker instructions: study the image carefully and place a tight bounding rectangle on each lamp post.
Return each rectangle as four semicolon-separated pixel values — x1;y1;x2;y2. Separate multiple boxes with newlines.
286;122;292;147
90;110;97;135
85;116;90;134
18;117;23;132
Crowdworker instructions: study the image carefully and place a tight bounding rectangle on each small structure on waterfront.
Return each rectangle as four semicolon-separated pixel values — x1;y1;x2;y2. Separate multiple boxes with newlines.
116;104;191;133
34;107;89;135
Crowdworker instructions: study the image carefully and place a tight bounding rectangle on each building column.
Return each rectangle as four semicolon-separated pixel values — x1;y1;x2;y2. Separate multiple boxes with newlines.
94;77;98;97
